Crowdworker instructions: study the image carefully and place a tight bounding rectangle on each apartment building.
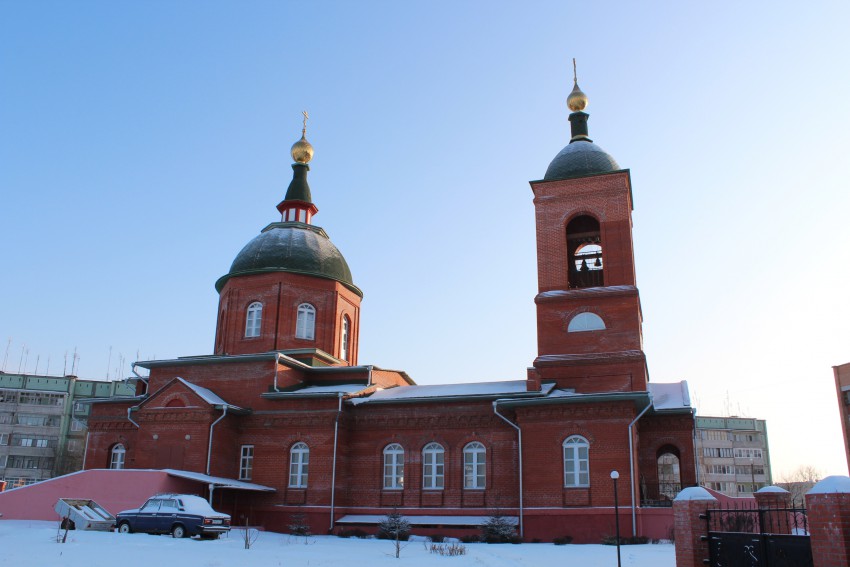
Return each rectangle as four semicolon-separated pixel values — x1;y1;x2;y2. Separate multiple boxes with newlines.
0;372;134;489
695;415;772;497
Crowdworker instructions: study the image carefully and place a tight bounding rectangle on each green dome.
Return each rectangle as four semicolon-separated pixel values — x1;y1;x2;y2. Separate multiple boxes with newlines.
544;140;620;180
216;222;362;296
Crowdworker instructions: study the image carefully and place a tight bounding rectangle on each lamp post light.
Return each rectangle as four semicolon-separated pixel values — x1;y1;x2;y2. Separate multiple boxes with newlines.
611;470;622;567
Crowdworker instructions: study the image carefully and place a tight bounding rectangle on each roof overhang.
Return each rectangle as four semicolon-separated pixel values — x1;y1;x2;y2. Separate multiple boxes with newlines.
495;390;652;412
162;469;275;492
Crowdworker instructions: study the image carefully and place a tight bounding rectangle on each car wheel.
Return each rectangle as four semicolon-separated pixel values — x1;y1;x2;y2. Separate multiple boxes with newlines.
117;522;132;534
171;524;187;539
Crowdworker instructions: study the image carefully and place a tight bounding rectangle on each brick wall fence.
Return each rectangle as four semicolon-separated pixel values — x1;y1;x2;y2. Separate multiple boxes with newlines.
673;476;850;567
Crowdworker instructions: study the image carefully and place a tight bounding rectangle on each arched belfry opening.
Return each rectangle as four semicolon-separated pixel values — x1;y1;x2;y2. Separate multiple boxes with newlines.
566;215;603;288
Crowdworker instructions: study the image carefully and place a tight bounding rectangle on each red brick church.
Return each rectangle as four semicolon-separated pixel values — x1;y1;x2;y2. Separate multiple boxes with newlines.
84;79;696;542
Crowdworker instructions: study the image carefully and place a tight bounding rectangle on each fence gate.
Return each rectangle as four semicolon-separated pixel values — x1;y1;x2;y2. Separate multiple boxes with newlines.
705;504;813;567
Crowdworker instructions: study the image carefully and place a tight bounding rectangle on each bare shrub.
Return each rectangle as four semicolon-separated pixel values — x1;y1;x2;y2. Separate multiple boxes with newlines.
429;542;467;556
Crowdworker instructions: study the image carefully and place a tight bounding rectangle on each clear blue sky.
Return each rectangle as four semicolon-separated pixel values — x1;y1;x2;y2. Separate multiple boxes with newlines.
2;1;849;478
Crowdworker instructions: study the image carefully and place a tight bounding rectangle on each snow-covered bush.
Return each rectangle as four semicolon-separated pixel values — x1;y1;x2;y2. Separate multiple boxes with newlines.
481;513;518;544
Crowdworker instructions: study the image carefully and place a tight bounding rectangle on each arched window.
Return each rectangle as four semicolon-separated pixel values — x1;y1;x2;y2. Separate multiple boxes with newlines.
245;302;263;338
463;442;486;489
340;316;350;361
422;443;445;490
563;436;589;487
289;442;309;488
109;444;126;470
657;450;681;500
567;312;606;332
295;303;316;340
383;443;404;489
566;215;603;288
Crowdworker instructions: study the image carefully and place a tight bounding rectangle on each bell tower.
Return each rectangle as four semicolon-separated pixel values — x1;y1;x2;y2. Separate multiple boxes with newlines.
528;66;647;394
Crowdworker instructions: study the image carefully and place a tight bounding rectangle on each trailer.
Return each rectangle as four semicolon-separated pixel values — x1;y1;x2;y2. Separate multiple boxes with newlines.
54;499;115;531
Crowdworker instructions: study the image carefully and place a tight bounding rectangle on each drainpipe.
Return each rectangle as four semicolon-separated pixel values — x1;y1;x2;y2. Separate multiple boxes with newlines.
206;406;228;475
493;401;523;538
329;393;343;532
692;413;700;488
273;353;285;392
367;365;373;387
127;408;140;429
131;362;149;395
628;402;652;537
82;431;90;469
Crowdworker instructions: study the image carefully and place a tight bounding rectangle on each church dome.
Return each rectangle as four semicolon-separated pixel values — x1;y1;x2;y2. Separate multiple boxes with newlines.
544;140;620;180
215;222;362;296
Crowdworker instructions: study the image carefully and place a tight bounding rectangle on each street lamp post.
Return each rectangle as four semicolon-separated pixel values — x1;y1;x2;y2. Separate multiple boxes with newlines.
611;470;622;567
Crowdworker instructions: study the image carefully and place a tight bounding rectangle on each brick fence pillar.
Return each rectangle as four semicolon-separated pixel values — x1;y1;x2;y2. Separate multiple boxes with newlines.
754;486;793;534
806;476;850;567
673;487;717;567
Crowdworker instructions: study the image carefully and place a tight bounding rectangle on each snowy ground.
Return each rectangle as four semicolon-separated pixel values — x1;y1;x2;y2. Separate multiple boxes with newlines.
0;520;675;567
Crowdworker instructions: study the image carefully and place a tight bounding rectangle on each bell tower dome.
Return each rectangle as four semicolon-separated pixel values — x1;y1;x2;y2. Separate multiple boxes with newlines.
528;64;647;393
214;114;362;365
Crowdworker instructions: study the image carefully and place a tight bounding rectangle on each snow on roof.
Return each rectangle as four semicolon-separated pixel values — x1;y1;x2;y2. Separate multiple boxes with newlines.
350;380;553;405
756;485;789;494
277;383;367;395
175;377;244;411
807;475;850;495
336;515;518;526
674;487;717;501
648;381;692;411
162;469;275;492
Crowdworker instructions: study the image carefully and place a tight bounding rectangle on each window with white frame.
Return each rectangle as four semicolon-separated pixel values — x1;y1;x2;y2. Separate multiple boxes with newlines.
0;433;9;445
463;442;486;489
0;455;6;468
567;312;605;332
383;443;404;489
733;448;763;459
563;435;590;487
71;419;84;432
67;439;81;453
245;302;263;338
239;445;254;480
340;316;350;361
109;444;126;469
295;303;316;340
289;442;309;488
422;443;444;489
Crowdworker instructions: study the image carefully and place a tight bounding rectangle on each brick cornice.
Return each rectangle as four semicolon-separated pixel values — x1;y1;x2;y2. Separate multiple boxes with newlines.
534;350;646;367
351;412;498;430
517;403;632;421
535;285;638;304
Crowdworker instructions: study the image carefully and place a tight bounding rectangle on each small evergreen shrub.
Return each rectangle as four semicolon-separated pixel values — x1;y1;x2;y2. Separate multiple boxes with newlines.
481;513;517;544
377;510;411;541
553;535;573;545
